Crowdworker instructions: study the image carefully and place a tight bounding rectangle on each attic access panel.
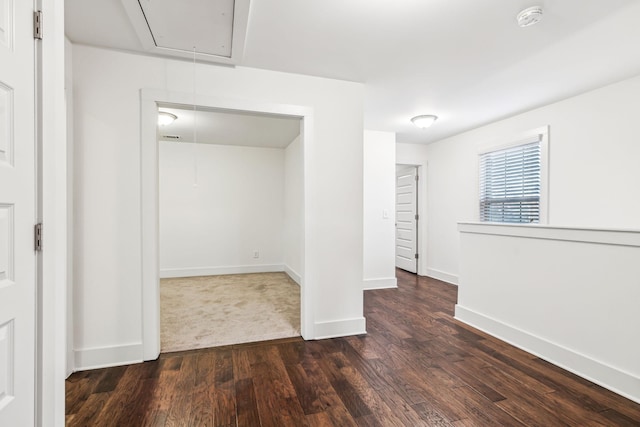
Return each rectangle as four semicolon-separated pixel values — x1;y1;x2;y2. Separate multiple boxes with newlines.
121;0;249;65
141;0;233;57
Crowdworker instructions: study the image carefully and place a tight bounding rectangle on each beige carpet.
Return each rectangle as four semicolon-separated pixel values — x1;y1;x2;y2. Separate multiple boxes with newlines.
160;272;301;353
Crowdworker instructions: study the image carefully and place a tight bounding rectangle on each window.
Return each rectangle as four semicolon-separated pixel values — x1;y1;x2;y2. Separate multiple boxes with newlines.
479;128;548;223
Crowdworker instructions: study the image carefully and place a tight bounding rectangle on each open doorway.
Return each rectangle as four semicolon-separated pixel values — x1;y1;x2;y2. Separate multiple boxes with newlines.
140;90;314;361
156;105;302;352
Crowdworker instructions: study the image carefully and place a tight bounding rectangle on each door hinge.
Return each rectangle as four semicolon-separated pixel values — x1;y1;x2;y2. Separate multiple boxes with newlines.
415;175;419;181
415;253;419;259
34;223;43;252
34;11;43;40
415;214;419;220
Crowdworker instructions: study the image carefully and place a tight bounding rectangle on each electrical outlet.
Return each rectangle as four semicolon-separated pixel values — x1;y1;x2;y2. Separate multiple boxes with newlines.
253;251;260;259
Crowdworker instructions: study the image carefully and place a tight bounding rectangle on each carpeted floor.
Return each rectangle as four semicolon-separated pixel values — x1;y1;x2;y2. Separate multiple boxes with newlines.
160;272;301;353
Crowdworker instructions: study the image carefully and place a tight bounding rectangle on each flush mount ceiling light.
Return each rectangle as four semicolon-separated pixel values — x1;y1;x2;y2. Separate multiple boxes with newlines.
158;111;177;126
411;115;438;129
517;6;543;27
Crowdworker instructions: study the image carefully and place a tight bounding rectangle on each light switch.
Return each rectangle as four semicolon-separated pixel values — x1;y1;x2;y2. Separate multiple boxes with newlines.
383;209;389;219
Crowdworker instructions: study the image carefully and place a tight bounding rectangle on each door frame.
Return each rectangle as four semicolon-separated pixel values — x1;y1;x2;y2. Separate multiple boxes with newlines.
394;165;418;273
395;163;427;276
36;0;68;425
140;89;314;359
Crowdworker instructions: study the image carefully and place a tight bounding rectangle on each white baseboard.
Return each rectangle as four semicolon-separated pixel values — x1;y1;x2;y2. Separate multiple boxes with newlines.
66;352;75;378
426;268;458;285
160;264;285;279
455;305;640;404
284;265;302;286
363;277;398;290
314;317;367;340
74;342;143;371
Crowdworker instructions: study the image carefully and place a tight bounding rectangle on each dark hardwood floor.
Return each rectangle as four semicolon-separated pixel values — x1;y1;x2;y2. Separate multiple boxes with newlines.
66;269;640;426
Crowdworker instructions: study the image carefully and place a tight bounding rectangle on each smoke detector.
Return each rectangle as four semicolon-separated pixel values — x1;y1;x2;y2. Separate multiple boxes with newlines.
517;6;543;27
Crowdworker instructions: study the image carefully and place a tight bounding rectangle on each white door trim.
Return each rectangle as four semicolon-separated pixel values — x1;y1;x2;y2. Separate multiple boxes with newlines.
35;0;68;425
140;89;314;359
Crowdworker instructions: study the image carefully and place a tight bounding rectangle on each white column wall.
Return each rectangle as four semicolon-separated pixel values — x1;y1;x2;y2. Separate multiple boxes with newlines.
72;44;365;368
363;130;397;289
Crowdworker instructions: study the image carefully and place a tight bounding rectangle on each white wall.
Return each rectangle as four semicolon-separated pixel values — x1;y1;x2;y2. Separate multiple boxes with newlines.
159;142;285;277
404;73;640;284
457;223;640;403
363;130;397;289
72;44;365;369
283;135;303;284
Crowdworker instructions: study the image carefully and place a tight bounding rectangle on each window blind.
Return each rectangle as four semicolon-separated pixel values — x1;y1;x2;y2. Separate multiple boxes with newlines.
479;140;541;223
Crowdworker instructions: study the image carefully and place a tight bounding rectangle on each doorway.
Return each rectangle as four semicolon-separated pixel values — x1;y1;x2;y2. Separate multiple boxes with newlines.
140;90;314;360
156;104;302;352
395;165;419;273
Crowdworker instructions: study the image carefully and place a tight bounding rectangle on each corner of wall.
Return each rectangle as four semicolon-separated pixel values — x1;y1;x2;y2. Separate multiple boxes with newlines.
425;269;458;286
73;343;144;372
284;264;302;286
314;317;367;340
363;277;398;290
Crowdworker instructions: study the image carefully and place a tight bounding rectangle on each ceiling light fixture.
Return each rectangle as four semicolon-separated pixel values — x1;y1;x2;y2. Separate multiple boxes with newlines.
517;6;543;27
158;111;177;126
411;115;438;129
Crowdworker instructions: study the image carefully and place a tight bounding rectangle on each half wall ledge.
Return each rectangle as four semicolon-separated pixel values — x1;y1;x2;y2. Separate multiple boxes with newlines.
456;222;640;404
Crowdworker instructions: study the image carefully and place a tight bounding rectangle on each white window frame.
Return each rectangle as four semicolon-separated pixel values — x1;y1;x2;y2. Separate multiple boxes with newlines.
477;126;549;224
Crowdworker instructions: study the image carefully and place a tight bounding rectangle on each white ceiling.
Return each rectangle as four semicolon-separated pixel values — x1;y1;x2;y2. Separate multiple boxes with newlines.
65;0;640;144
157;106;301;149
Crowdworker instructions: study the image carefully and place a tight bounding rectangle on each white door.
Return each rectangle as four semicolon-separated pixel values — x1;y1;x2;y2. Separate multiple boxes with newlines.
0;0;37;425
395;166;418;273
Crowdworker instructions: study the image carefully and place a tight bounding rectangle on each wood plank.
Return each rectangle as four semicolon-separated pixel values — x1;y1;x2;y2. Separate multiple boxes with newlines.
142;357;182;426
188;352;216;425
410;402;455;426
305;411;335;427
437;358;506;403
321;352;425;426
251;346;307;427
235;378;261;427
66;392;113;427
232;347;253;380
165;354;198;426
90;364;148;426
114;377;159;425
93;365;128;393
213;349;237;426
